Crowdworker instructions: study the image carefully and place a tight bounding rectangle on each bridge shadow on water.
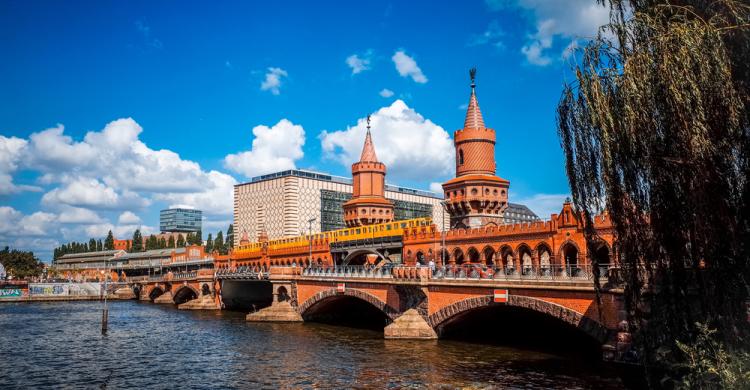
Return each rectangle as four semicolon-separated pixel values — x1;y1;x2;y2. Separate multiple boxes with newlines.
301;295;390;331
439;305;603;361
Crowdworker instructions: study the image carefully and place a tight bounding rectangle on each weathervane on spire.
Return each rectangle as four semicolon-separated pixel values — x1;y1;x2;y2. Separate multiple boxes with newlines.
366;114;371;134
470;67;477;90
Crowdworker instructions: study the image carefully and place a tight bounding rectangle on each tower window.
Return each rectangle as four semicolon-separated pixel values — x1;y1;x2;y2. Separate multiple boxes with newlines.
458;149;464;165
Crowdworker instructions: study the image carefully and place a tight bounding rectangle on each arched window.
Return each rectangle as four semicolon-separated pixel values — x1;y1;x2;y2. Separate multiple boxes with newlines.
458;149;464;165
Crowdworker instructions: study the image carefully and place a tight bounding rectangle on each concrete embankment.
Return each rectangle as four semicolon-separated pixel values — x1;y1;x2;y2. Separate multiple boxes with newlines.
0;294;120;303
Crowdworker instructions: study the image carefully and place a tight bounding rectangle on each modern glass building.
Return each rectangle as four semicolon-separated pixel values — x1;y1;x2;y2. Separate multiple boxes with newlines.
159;208;203;233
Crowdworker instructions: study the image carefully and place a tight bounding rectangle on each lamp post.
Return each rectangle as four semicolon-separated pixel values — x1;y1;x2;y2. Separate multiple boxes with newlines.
440;200;448;266
308;217;317;267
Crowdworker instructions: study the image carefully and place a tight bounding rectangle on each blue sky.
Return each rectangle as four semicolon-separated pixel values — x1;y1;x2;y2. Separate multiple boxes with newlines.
0;0;610;261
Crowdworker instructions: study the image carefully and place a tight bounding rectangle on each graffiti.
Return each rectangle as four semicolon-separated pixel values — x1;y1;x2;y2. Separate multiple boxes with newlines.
29;284;67;296
0;289;23;298
28;283;103;297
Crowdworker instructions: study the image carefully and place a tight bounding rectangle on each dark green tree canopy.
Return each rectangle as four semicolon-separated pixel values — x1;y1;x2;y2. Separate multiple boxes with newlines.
557;0;749;383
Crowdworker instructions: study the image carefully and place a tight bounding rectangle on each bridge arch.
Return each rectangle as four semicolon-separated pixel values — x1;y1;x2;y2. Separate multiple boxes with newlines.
298;288;399;321
452;247;465;265
516;244;534;273
342;249;386;266
173;285;199;305
148;286;165;301
559;240;581;267
467;247;480;263
428;295;609;344
482;246;495;266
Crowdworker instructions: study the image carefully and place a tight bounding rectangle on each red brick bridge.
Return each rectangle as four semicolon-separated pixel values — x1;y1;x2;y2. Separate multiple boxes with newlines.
245;264;629;362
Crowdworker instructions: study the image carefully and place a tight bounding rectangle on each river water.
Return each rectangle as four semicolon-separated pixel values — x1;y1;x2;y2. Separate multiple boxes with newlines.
0;301;627;389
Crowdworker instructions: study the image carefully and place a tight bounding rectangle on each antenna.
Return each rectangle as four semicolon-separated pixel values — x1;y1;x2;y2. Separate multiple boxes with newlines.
469;67;477;89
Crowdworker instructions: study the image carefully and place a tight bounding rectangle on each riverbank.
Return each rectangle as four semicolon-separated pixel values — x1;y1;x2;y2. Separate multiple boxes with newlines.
0;294;120;303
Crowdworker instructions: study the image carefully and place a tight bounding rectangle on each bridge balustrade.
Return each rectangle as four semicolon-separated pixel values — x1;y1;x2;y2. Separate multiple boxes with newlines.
172;271;197;280
295;264;618;284
215;266;269;280
301;265;393;279
432;264;614;282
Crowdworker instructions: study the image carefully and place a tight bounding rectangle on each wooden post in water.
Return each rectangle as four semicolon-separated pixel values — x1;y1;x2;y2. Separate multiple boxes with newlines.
101;256;108;335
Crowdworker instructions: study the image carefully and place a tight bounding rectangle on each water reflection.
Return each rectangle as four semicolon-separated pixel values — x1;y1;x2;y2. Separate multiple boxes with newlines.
0;301;625;389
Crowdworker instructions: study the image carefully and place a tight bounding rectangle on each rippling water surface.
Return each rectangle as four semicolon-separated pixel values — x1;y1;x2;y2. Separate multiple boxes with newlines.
0;301;626;389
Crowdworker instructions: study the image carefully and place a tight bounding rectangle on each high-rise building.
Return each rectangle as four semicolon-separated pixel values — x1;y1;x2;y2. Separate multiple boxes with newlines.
159;208;203;233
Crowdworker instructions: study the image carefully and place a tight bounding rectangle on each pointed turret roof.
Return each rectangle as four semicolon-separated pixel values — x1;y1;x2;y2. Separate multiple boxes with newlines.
359;114;379;162
463;68;485;129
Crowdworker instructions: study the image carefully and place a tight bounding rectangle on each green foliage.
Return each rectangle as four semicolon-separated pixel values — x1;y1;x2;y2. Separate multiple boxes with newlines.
104;230;114;250
214;231;225;255
0;246;44;279
557;0;749;382
206;233;213;253
675;324;750;389
131;229;143;252
226;224;234;249
145;235;158;250
167;235;175;248
176;234;185;247
159;237;167;249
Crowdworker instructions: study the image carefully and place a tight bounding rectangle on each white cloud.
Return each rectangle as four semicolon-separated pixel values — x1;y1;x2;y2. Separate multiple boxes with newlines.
260;67;288;95
58;207;104;224
429;182;444;195
513;193;570;218
0;117;243;259
156;170;236;215
507;0;609;66
468;20;505;49
320;100;453;182
19;118;235;212
0;135;41;194
224;119;306;179
391;50;428;83
345;51;372;74
19;211;57;237
41;178;149;210
379;88;395;98
118;211;141;225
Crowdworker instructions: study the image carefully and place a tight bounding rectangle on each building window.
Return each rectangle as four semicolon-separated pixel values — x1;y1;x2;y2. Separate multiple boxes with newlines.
458;149;464;165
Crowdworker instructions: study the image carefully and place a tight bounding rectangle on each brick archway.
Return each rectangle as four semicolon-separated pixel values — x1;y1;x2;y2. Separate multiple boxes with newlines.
428;295;609;343
173;285;200;304
297;288;400;320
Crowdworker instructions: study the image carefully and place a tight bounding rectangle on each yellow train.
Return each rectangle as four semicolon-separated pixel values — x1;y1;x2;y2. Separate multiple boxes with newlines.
234;217;432;254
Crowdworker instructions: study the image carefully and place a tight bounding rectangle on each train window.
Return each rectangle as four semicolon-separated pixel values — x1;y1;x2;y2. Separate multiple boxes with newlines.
401;223;407;228
356;229;361;234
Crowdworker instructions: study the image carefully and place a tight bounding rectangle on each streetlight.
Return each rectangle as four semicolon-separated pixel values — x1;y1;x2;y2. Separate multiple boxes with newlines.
440;200;448;265
308;217;317;267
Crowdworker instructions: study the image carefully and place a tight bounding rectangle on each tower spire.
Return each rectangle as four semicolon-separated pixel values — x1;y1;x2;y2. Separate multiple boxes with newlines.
464;67;485;129
359;114;378;162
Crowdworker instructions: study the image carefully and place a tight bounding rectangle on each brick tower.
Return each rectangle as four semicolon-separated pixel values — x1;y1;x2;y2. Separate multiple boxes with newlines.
442;68;510;228
342;115;394;227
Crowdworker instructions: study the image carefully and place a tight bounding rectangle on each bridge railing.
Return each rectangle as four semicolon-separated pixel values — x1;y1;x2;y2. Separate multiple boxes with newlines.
431;264;615;282
301;265;394;279
172;271;197;280
298;264;617;283
215;266;269;280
